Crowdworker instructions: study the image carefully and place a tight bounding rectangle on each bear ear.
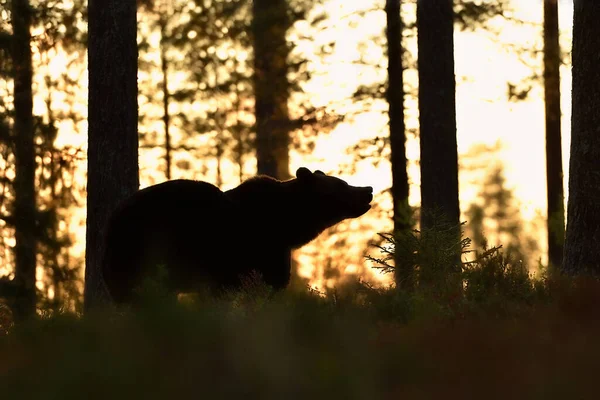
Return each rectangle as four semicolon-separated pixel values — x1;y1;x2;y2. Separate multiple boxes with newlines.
296;167;312;180
314;170;325;176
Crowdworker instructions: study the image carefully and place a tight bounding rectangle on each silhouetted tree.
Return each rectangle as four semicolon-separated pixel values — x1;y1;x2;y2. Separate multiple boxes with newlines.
466;163;539;268
351;0;512;110
136;0;337;186
37;74;86;312
543;0;564;271
252;0;292;180
0;0;87;314
137;0;215;182
10;0;37;321
158;5;172;180
86;0;139;311
563;0;600;275
34;0;88;312
137;0;258;183
416;0;459;232
385;0;411;289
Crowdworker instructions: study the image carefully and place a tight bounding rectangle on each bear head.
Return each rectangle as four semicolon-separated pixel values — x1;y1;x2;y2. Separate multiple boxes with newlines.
284;167;374;248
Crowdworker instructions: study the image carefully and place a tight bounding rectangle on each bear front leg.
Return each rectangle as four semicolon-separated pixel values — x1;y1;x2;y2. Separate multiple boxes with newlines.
258;248;292;292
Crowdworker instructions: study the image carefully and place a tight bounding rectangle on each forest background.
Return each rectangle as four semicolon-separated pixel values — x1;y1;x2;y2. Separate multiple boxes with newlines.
0;0;574;312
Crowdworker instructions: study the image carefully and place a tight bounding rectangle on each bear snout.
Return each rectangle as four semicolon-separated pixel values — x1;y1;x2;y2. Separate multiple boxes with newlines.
346;186;373;217
359;186;374;203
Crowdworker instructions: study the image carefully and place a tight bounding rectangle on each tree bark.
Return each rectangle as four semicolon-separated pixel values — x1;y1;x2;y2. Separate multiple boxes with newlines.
543;0;565;271
251;0;291;180
86;0;139;312
416;0;460;231
11;0;37;321
563;0;600;275
385;0;412;289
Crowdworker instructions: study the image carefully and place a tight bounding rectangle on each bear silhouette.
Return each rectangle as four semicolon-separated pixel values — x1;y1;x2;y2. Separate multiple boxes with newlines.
101;167;374;304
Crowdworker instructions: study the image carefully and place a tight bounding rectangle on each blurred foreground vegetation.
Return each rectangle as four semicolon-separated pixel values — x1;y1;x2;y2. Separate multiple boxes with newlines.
1;225;599;399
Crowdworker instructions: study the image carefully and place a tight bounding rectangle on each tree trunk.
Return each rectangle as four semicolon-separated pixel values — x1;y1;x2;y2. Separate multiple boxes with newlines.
11;0;37;321
234;56;245;184
251;0;291;180
385;0;412;289
86;0;139;312
159;13;172;181
543;0;565;271
563;0;600;275
416;0;460;231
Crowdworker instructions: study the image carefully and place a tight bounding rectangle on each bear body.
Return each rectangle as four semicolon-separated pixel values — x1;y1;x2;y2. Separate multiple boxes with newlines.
101;167;373;304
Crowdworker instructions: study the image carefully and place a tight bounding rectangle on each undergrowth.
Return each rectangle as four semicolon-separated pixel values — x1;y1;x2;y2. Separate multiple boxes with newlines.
1;221;599;399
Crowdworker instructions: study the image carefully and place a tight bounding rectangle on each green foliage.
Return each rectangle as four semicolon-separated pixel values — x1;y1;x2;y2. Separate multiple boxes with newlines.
1;267;600;399
462;245;549;318
367;213;550;320
0;217;596;399
368;217;465;294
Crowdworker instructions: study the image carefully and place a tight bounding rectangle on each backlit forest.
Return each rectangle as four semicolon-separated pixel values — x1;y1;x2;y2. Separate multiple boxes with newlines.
0;0;578;314
2;0;600;397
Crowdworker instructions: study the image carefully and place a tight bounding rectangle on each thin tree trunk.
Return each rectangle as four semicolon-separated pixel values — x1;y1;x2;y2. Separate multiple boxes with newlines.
416;0;460;232
216;139;223;189
44;82;63;311
385;0;412;289
251;0;291;180
86;0;139;312
159;14;172;181
563;0;600;275
233;56;245;184
543;0;565;271
11;0;37;321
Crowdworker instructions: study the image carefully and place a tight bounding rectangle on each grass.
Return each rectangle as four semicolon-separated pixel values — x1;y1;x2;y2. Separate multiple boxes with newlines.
1;224;599;399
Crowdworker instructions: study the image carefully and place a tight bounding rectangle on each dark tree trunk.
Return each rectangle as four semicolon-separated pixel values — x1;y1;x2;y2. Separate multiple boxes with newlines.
385;0;412;289
416;0;460;232
159;15;172;181
11;0;37;321
234;57;245;184
563;0;600;275
251;0;291;180
543;0;565;271
86;0;139;311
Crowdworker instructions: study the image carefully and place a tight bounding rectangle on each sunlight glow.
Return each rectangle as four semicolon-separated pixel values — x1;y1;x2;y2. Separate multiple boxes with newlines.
0;0;575;296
